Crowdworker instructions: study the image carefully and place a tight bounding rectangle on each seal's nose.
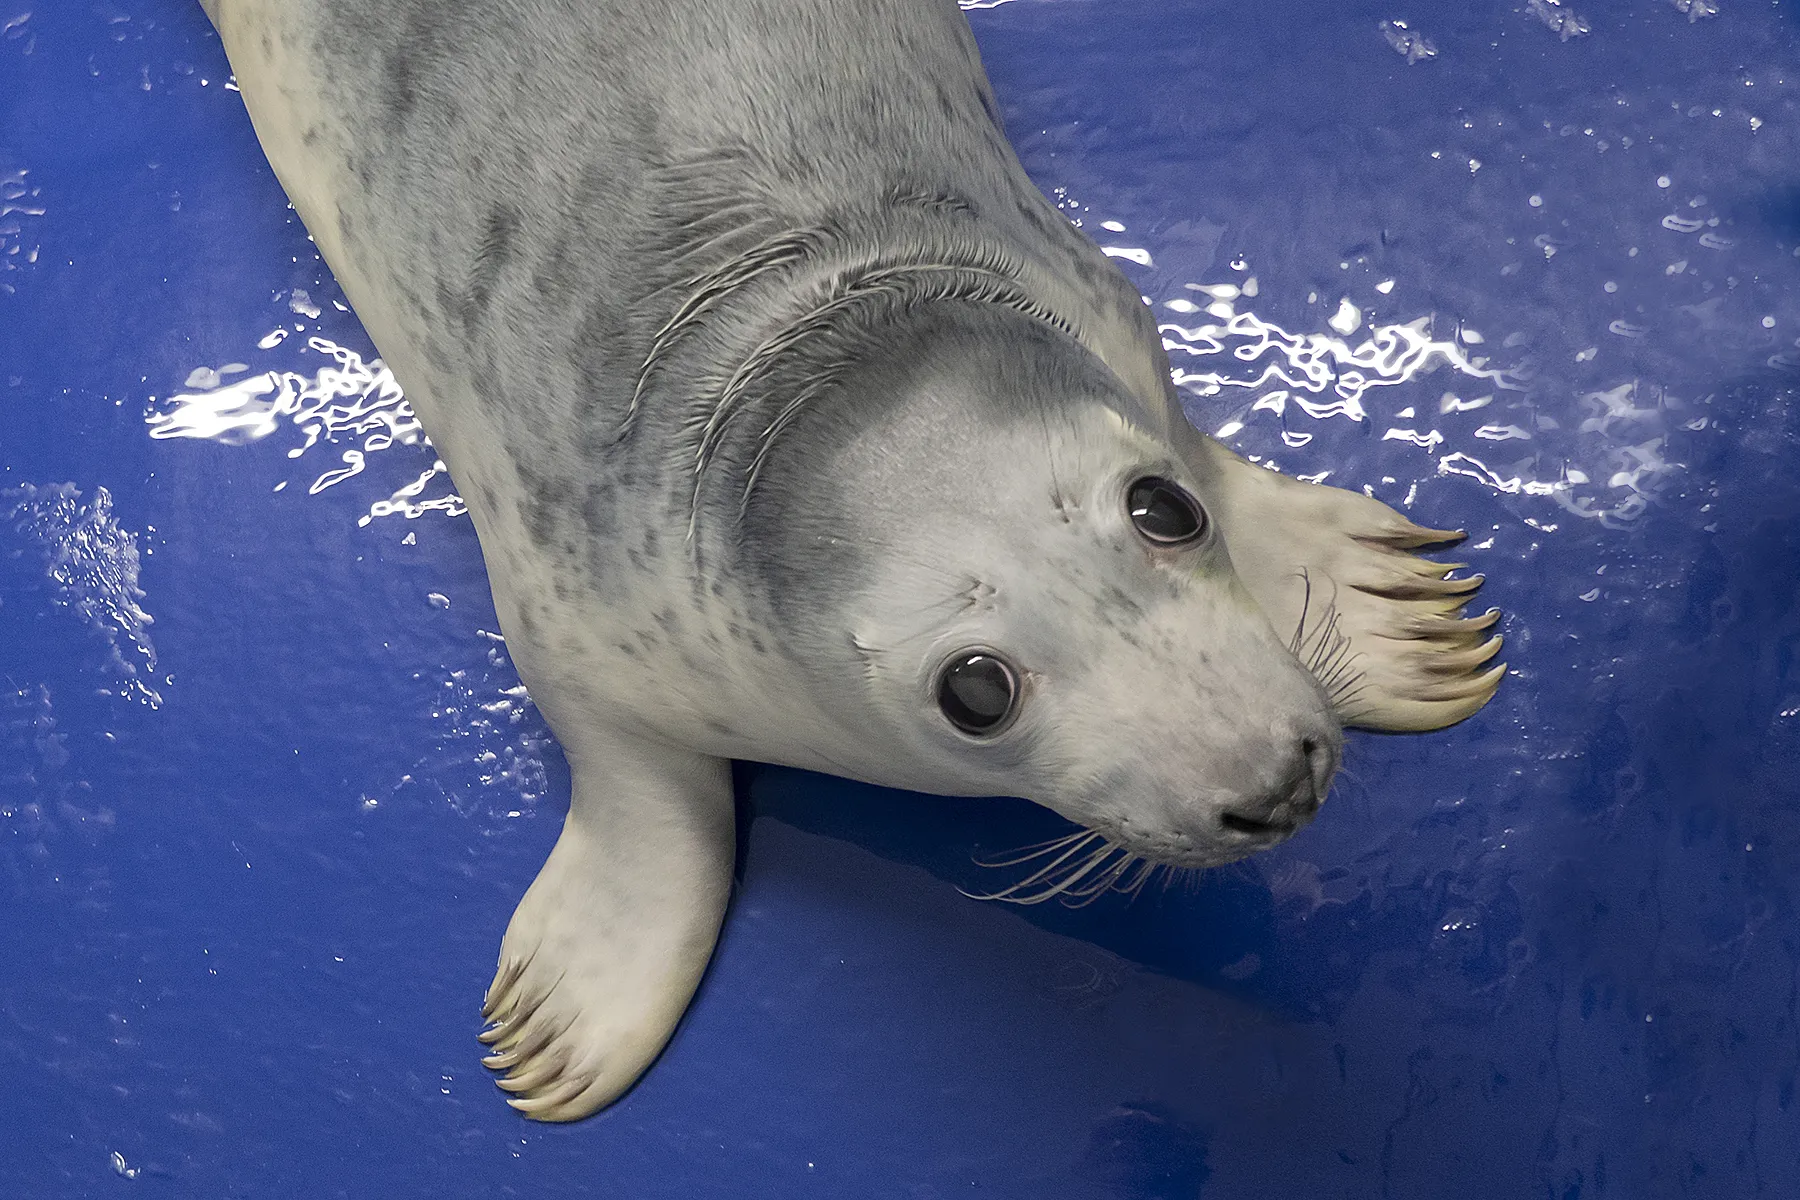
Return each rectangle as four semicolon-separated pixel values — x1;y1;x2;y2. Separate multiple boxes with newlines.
1217;727;1340;842
1301;734;1340;811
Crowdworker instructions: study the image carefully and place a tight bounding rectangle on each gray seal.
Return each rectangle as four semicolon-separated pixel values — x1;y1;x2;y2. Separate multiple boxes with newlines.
201;0;1501;1120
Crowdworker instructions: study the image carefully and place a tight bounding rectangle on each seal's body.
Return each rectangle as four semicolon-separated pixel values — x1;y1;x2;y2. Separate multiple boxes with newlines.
202;0;1502;1119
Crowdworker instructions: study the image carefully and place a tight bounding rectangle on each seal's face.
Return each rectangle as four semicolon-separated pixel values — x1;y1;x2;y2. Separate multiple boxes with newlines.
746;308;1341;872
842;408;1339;871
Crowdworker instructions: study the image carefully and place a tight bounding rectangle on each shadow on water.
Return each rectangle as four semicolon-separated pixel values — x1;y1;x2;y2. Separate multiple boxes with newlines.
731;351;1800;1057
1064;1102;1213;1200
1731;182;1800;245
729;766;1228;1200
737;753;1456;1033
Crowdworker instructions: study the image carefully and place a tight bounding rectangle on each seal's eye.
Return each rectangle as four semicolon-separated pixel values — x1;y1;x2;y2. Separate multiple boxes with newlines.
937;652;1019;736
1127;476;1207;545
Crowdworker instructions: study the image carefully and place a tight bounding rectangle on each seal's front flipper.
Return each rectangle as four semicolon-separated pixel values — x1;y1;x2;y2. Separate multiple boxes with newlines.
480;739;735;1121
1191;434;1505;732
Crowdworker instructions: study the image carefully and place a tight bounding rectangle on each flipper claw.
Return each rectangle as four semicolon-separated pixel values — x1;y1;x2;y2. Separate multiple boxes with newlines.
1192;434;1506;732
479;742;734;1122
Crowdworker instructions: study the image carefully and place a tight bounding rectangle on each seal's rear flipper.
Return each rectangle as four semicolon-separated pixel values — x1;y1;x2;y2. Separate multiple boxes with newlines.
1190;434;1505;732
480;740;735;1121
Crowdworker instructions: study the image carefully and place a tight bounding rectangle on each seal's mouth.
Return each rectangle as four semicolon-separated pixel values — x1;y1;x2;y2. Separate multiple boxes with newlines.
1218;810;1299;838
962;805;1312;907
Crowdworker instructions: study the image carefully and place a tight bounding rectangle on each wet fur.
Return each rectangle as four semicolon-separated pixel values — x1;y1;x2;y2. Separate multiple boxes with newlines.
202;0;1502;1120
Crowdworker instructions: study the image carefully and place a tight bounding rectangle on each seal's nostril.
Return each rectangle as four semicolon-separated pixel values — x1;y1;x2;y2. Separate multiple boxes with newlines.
1302;735;1338;808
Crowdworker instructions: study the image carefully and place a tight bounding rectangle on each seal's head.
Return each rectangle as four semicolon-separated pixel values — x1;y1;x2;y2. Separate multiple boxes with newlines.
739;303;1343;878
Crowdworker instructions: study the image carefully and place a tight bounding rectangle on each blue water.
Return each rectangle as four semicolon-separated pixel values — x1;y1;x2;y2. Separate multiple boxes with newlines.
5;1;1799;1196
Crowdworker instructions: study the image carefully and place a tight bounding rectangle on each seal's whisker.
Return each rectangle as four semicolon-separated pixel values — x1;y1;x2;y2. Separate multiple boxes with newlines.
1151;863;1202;897
1291;572;1371;707
962;831;1104;901
972;827;1098;870
967;835;1168;908
1004;837;1115;895
1308;608;1350;679
964;833;1117;905
1060;847;1126;897
1060;845;1143;907
1315;642;1362;702
1306;609;1373;710
1289;568;1318;658
1327;674;1372;712
1119;857;1160;900
1012;839;1126;905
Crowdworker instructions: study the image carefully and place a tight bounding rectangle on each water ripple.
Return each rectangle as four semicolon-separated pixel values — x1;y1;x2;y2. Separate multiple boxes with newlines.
146;335;466;527
1157;276;1681;526
2;483;159;707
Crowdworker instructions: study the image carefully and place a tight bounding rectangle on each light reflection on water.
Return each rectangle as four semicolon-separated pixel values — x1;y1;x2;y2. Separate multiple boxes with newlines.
143;146;1701;550
144;334;555;812
144;275;1678;535
1153;274;1679;528
146;335;465;527
0;165;45;295
399;630;553;815
1162;292;1519;419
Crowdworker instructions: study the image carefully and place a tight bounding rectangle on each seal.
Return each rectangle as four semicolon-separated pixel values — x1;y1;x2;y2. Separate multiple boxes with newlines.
200;0;1502;1119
